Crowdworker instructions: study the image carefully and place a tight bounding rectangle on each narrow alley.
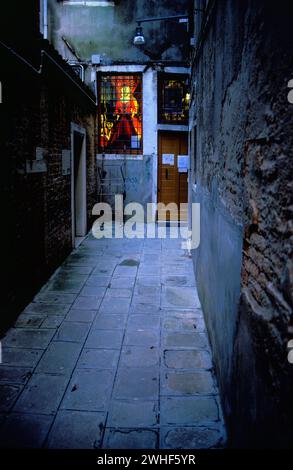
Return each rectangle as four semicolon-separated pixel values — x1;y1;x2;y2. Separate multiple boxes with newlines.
0;228;225;449
1;0;292;455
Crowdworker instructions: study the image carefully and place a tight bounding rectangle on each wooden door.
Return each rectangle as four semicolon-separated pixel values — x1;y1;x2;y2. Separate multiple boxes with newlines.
158;132;188;221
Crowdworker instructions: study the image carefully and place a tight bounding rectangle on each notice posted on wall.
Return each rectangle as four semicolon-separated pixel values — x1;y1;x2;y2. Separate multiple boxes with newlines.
162;153;174;165
177;155;189;172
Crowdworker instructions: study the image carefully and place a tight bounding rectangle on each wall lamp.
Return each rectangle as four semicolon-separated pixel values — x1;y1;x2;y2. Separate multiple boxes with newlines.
133;14;189;46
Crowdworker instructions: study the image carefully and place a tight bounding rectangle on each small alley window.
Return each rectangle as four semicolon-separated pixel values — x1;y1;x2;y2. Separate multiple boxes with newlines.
158;74;189;124
98;74;143;154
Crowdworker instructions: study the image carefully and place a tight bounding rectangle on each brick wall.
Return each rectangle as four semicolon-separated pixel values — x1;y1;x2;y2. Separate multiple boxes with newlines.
1;55;97;334
191;0;293;447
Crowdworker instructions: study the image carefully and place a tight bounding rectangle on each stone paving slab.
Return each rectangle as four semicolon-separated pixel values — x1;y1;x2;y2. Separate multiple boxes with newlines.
24;303;71;315
160;426;225;449
85;329;124;349
161;370;215;396
46;410;106;449
103;428;158;449
113;367;159;400
14;374;69;415
54;321;90;343
163;350;212;370
0;384;23;412
107;401;159;428
124;329;160;348
77;349;120;369
2;329;55;349
0;348;43;368
0;367;32;385
65;309;97;323
0;228;226;449
93;314;127;330
160;397;219;425
35;341;82;375
120;346;159;368
0;413;53;449
60;369;114;412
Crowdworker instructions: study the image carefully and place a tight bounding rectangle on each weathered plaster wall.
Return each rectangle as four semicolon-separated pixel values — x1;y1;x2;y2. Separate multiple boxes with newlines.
192;0;293;447
48;0;190;63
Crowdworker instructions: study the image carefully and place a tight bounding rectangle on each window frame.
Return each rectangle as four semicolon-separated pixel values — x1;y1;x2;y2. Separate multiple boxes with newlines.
158;73;189;125
98;72;143;155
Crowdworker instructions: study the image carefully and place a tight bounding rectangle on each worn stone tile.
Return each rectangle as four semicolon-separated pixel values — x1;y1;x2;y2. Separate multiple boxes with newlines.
47;276;87;293
77;349;119;369
14;374;69;415
0;367;32;385
160;397;219;425
93;314;127;330
0;348;43;368
163;332;208;349
108;401;158;428
109;277;135;289
113;367;159;399
66;309;97;323
58;265;93;275
41;315;65;329
132;294;161;306
46;410;106;449
60;369;114;412
99;298;131;314
162;275;196;287
161;370;215;395
2;329;54;350
92;265;116;276
54;322;90;344
160;426;225;449
136;276;161;287
86;275;111;287
33;292;77;304
124;329;159;348
0;413;53;449
113;266;138;277
24;303;71;316
130;303;161;315
65;254;99;267
103;428;158;449
127;315;160;330
134;285;161;296
120;347;159;368
14;314;44;329
72;296;102;310
79;286;106;297
161;287;200;309
164;350;212;370
162;315;206;332
104;288;132;299
0;384;23;411
85;330;124;349
35;341;82;375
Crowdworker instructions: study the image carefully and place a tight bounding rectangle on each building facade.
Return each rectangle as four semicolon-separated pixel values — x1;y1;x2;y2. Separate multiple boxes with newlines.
190;0;293;448
0;1;97;333
48;0;191;217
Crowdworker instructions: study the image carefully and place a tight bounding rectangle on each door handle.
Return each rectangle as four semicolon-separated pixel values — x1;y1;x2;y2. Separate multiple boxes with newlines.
165;169;168;180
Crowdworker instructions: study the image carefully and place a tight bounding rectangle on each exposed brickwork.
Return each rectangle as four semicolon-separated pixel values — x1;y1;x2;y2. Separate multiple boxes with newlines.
192;0;293;447
1;52;97;334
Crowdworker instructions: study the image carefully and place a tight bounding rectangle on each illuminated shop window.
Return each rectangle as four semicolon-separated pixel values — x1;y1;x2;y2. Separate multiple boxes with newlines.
99;74;143;154
158;74;189;124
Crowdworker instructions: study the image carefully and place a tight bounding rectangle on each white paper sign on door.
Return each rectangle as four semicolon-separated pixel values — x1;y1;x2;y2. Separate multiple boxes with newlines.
162;153;174;165
177;155;189;172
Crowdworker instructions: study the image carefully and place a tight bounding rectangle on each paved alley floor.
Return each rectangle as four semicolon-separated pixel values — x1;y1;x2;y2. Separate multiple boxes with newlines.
0;228;226;449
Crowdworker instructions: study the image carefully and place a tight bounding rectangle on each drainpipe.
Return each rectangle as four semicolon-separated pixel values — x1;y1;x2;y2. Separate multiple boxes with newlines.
43;0;48;39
